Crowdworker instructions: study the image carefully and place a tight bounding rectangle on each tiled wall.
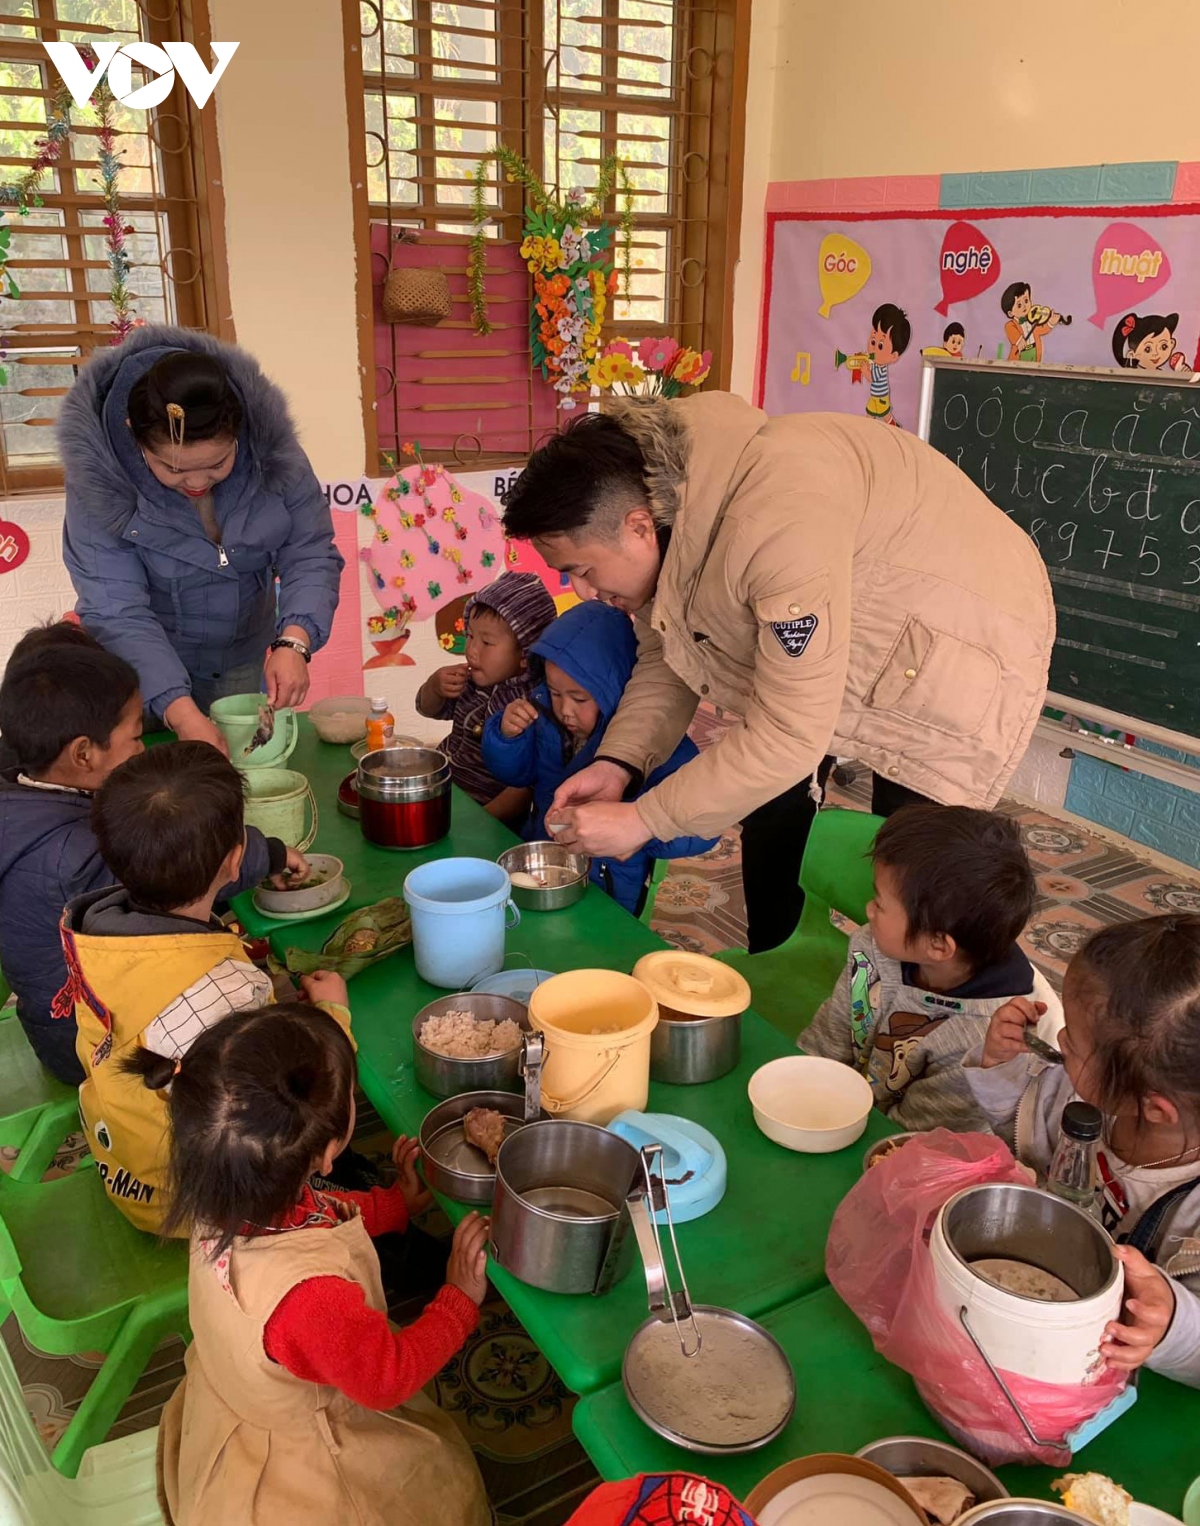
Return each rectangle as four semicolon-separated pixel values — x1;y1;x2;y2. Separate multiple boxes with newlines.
1065;747;1200;870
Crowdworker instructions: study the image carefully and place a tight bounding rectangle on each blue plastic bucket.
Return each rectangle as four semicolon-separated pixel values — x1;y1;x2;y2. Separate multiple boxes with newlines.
403;857;521;989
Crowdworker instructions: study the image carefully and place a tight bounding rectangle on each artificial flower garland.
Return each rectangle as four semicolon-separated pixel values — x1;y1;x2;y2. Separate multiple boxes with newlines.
0;43;137;357
468;146;634;410
591;335;712;397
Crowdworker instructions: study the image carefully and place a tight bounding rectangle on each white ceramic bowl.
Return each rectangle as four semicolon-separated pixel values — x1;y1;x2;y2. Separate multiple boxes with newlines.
255;853;347;914
748;1055;874;1153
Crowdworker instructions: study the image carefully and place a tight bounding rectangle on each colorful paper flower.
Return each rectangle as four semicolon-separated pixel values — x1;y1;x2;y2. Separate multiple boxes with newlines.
670;347;712;385
439;632;455;650
640;336;680;373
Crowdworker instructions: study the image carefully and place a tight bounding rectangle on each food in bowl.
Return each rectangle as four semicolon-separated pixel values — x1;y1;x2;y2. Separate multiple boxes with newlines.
419;1011;522;1059
308;696;374;745
463;1107;507;1164
899;1476;975;1525
1052;1473;1131;1526
972;1257;1079;1303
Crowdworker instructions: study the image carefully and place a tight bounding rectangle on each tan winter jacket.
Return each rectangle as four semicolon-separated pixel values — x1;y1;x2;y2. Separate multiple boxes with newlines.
598;394;1055;841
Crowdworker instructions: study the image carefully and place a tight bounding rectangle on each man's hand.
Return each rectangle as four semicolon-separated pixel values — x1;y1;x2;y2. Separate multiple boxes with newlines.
299;970;350;1010
548;801;652;861
435;664;471;701
550;759;630;815
1101;1246;1175;1371
392;1135;434;1217
980;997;1046;1068
501;699;539;738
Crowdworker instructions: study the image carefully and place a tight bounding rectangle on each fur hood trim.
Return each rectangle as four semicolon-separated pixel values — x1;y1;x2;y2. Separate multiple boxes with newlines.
603;398;690;529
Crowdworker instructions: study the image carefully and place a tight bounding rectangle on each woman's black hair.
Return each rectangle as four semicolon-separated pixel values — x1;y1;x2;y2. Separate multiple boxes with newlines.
1070;914;1200;1143
1111;311;1179;368
126;350;244;447
121;1004;356;1254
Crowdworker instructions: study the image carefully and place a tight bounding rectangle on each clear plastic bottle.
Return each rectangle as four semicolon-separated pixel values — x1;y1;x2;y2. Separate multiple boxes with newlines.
365;697;394;753
1047;1100;1103;1217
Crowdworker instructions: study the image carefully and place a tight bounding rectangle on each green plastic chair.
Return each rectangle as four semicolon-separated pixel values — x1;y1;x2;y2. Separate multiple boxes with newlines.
716;808;884;1041
0;981;79;1186
0;1160;188;1480
639;859;670;927
0;1291;164;1525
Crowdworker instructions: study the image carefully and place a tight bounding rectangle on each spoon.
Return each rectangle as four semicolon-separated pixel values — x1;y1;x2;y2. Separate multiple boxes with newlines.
1024;1028;1065;1065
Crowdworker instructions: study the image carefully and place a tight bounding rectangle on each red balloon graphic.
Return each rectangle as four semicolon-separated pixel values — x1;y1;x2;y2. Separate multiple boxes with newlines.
935;221;1001;316
0;519;29;575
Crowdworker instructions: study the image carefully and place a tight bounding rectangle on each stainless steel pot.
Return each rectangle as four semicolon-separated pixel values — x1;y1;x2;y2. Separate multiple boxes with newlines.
419;1083;546;1204
412;993;531;1098
956;1504;1095;1526
649;1005;741;1085
358;746;451;851
942;1183;1119;1301
855;1436;1007;1505
497;841;590;912
490;1120;644;1294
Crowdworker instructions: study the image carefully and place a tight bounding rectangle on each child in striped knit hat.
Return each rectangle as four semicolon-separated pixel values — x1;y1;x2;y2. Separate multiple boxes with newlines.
416;571;557;825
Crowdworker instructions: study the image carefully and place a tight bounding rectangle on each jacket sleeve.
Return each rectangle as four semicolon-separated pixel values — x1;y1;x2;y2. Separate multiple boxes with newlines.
589;616;699;781
634;503;853;842
1148;1280;1200;1387
638;744;717;860
216;828;284;906
480;710;539;787
272;463;345;652
63;496;193;717
797;956;854;1063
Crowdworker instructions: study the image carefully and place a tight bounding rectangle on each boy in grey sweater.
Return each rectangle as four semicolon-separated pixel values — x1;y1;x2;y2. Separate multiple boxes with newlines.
800;805;1062;1132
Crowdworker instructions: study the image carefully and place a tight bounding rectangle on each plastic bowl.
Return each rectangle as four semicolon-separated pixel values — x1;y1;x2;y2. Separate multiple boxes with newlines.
748;1055;873;1153
255;853;347;914
308;696;373;745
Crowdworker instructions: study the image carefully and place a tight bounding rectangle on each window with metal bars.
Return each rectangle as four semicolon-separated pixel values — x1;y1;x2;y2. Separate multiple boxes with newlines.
346;0;744;470
0;0;229;495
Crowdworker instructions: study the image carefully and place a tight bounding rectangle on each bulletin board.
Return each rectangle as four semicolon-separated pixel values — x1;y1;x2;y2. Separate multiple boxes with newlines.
757;204;1200;429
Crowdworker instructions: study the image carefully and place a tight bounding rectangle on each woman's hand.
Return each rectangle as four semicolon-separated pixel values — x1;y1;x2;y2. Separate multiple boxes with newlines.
501;699;539;738
548;801;652;861
391;1135;433;1217
265;640;310;709
1101;1247;1176;1371
980;997;1046;1068
164;696;230;757
447;1213;491;1305
549;759;630;816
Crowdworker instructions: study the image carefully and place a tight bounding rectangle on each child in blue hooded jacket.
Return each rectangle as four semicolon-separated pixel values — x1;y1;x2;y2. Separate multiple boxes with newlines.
481;601;716;914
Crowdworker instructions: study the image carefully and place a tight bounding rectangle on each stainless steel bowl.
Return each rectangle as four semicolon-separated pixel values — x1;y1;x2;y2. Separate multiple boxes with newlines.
855;1436;1007;1505
419;1090;546;1204
862;1132;922;1172
498;841;589;911
942;1182;1119;1300
957;1504;1095;1526
412;993;530;1098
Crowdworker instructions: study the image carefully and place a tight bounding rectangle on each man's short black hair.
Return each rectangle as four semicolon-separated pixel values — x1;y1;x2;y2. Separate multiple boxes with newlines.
1001;281;1031;317
943;322;965;343
503;412;649;541
92;742;246;912
872;804;1035;971
0;645;139;773
871;303;911;357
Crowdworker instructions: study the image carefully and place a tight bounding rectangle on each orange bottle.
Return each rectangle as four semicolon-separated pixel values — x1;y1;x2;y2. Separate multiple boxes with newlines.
365;696;394;752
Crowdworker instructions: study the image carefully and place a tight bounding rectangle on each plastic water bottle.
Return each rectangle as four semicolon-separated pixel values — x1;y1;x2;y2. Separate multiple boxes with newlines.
365;697;394;753
1047;1101;1102;1218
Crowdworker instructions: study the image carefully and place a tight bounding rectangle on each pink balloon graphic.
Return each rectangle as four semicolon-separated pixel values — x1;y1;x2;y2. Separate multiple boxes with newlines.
1089;222;1172;327
935;221;1001;316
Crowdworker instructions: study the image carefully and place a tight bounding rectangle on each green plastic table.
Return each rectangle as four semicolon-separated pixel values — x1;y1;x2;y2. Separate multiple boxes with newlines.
572;1284;1200;1516
234;721;895;1396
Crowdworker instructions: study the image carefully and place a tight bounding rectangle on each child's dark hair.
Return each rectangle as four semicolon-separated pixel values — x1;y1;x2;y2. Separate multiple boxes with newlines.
871;303;911;357
1001;281;1030;317
1070;915;1200;1141
1112;311;1178;368
872;804;1035;970
503;411;649;542
943;322;965;343
0;645;139;772
7;619;99;668
123;1005;356;1253
127;350;244;448
92;741;245;911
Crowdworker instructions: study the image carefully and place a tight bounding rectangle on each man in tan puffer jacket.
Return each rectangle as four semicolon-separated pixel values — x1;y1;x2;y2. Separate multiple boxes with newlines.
502;393;1054;951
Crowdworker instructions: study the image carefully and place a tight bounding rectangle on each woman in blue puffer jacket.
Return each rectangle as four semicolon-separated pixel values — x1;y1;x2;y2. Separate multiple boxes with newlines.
58;325;344;755
481;600;717;914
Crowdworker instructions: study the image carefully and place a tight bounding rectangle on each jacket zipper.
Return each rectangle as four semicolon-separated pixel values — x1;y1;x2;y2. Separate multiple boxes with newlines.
216;544;229;568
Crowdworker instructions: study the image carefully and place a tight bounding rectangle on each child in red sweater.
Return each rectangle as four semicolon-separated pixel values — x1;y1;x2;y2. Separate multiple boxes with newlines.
128;1004;490;1526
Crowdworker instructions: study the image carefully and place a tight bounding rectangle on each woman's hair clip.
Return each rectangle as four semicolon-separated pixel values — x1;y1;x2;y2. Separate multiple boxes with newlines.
165;400;186;451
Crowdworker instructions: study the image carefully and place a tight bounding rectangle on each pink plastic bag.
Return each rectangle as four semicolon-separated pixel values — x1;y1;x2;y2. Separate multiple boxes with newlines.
826;1129;1128;1467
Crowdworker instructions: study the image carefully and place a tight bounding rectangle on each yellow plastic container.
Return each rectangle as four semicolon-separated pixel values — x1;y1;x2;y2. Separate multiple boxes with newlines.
527;969;659;1124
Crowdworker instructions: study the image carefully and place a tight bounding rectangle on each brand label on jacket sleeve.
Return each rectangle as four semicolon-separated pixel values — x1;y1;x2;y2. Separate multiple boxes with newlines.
770;614;819;658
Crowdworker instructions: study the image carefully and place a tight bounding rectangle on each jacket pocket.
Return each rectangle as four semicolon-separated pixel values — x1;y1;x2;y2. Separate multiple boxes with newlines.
865;617;1000;737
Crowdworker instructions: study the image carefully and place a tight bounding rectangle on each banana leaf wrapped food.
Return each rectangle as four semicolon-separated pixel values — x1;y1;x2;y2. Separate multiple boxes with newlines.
283;896;412;979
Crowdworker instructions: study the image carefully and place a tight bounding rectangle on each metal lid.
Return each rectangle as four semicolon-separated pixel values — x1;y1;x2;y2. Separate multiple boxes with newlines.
622;1306;795;1453
1061;1101;1102;1142
631;951;750;1018
359;745;448;780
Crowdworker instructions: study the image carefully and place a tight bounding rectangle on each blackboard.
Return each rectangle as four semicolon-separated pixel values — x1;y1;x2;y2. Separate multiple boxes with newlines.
918;359;1200;743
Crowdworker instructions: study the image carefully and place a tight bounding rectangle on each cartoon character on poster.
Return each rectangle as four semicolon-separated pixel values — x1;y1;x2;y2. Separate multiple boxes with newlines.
816;232;872;318
1110;311;1190;373
922;321;966;360
836;304;910;426
1000;281;1072;362
360;444;506;669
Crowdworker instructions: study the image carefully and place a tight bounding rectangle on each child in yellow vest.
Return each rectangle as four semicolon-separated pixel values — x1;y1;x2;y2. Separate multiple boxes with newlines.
127;1004;491;1526
55;742;353;1234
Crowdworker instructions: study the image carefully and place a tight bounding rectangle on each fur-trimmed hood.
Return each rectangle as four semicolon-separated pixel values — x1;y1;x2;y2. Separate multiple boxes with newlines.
57;325;311;535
